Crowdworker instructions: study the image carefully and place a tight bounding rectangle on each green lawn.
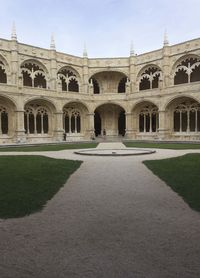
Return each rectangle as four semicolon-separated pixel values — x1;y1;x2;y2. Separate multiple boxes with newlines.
124;141;200;149
0;156;82;219
0;142;98;152
143;153;200;211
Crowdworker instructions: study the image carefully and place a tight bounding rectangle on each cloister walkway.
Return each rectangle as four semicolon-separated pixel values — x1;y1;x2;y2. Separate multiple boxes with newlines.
0;143;200;278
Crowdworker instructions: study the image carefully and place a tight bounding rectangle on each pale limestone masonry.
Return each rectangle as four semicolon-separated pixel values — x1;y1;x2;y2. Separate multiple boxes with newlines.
0;28;200;144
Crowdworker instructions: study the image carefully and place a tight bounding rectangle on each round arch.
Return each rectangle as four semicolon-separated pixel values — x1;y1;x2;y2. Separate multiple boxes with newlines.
0;94;17;109
24;97;57;112
62;100;89;113
0;54;10;72
136;64;162;80
94;102;126;137
164;96;200;135
62;101;89;135
131;100;159;134
94;101;127;112
171;54;200;74
24;98;56;136
89;71;129;95
89;69;129;80
57;65;81;79
164;94;200;110
131;99;159;112
0;95;17;137
20;59;49;74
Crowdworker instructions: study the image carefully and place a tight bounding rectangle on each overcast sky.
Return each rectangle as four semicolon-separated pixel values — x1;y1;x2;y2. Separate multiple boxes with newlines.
0;0;199;57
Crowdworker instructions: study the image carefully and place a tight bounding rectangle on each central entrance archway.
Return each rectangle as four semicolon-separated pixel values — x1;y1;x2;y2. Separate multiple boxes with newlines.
94;103;126;137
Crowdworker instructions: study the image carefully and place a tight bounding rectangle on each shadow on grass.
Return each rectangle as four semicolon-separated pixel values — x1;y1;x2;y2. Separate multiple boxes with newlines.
143;153;200;212
0;156;82;219
124;142;200;150
0;142;98;152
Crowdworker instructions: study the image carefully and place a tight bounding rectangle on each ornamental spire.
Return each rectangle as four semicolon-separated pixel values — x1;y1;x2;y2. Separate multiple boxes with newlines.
130;41;135;56
11;22;17;41
163;29;169;46
50;33;56;50
83;43;88;57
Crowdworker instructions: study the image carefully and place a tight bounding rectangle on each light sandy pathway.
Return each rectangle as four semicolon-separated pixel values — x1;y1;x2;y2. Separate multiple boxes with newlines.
0;143;200;278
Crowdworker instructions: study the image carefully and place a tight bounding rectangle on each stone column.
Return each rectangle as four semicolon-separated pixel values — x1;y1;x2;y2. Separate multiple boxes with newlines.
158;110;169;139
125;112;134;138
54;111;64;141
87;112;95;139
15;110;26;143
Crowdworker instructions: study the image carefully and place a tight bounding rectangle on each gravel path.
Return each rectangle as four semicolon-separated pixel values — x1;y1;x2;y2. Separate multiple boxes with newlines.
0;143;200;278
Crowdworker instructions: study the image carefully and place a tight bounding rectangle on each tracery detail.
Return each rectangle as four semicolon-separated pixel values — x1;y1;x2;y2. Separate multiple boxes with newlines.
0;61;7;83
174;101;200;132
139;105;159;132
24;104;49;134
21;62;47;88
174;57;200;85
57;69;79;92
139;67;161;91
63;107;81;133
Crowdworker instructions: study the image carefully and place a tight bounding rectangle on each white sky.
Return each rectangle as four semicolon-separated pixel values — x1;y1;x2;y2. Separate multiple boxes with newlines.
0;0;199;57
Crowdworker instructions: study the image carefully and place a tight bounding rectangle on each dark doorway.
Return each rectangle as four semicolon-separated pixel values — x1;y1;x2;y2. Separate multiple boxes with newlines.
118;111;126;136
94;111;101;136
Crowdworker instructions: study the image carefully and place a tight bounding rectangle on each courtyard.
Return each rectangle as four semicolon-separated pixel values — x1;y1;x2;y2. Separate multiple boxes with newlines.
0;142;200;278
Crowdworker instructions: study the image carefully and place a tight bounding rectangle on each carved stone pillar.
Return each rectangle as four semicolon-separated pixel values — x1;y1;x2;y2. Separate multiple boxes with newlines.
54;111;64;141
125;112;134;138
158;110;169;139
87;112;95;139
15;110;26;143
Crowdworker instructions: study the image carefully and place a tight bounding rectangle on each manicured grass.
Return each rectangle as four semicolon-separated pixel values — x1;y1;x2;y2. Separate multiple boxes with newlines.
0;156;82;219
143;154;200;211
124;141;200;149
0;142;98;152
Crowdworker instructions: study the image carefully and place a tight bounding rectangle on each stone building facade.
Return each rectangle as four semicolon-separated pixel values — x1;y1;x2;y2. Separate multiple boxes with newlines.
0;28;200;144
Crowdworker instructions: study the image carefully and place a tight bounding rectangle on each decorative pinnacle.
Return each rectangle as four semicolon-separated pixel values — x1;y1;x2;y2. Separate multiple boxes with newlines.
83;43;88;57
164;30;169;46
11;22;17;41
130;41;135;56
50;33;56;50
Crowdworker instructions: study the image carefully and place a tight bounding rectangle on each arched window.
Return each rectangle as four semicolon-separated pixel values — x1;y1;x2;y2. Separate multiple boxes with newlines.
24;104;49;134
21;62;47;88
0;105;8;134
174;57;200;85
173;101;200;132
0;62;7;83
63;108;81;133
57;69;79;92
118;77;127;93
139;105;159;132
139;67;161;91
89;78;100;94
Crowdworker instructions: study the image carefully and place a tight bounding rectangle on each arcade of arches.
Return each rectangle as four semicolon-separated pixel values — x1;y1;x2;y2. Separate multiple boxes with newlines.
1;35;200;143
1;96;200;143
